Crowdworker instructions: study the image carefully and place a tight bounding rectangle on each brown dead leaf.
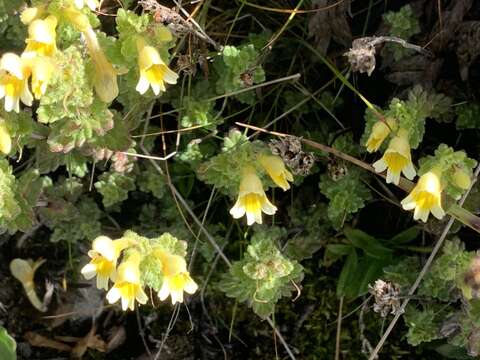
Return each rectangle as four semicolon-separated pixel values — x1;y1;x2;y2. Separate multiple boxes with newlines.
25;331;72;352
427;0;474;53
308;0;352;55
106;325;126;353
56;325;107;358
455;21;480;81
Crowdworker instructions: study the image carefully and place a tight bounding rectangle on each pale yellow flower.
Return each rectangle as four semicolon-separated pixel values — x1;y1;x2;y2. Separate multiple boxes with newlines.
74;0;99;11
0;53;33;113
63;6;91;32
0;119;12;155
366;119;396;153
372;131;416;185
106;252;148;311
158;272;198;305
83;28;118;103
24;56;55;99
80;236;132;290
20;6;46;25
23;15;58;58
155;250;187;276
401;171;445;223
136;40;178;95
259;154;293;191
229;167;277;226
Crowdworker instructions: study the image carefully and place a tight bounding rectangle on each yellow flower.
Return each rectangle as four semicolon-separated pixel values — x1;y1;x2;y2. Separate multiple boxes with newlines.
366;119;396;153
0;119;12;155
158;272;198;305
74;0;99;10
106;252;148;311
63;6;91;32
23;15;58;58
401;171;445;223
259;154;293;191
155;250;187;276
229;167;277;225
83;28;119;103
80;236;131;290
24;56;55;99
136;40;178;95
372;131;416;185
0;53;33;113
20;6;46;25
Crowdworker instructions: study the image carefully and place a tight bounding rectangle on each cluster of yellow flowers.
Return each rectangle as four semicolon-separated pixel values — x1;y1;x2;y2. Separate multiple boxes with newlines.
0;0;178;112
366;120;447;223
81;235;198;311
229;154;293;226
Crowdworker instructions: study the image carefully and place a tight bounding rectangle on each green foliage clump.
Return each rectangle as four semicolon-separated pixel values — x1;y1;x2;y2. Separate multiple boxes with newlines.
420;239;474;301
0;161;44;233
384;5;421;60
137;165;166;200
50;197;102;243
137;231;187;291
362;86;451;150
37;47;93;124
35;177;102;242
173;80;220;129
197;136;267;195
456;103;480;130
214;44;265;104
220;227;303;318
385;240;479;353
94;171;136;207
404;307;443;346
319;167;371;229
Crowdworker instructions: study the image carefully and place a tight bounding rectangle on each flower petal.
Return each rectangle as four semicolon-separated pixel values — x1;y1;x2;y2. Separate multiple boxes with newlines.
372;158;387;173
80;263;97;279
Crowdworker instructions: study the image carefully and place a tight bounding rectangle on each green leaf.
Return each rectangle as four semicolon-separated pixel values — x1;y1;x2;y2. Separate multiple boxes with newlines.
0;327;16;360
336;249;358;298
350;257;388;297
456;103;480;130
434;344;471;360
383;5;420;60
344;228;393;259
323;243;353;267
319;167;372;230
219;228;303;318
389;226;420;245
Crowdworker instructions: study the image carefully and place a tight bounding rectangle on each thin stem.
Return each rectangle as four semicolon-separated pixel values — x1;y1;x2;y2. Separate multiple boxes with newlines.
335;296;344;360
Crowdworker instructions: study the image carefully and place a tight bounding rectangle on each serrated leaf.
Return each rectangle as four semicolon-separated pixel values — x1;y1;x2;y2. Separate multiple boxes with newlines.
319;168;372;229
405;306;442;346
94;171;136;207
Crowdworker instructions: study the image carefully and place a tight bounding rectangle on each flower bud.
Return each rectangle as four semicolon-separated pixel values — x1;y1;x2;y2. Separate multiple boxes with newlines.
453;168;471;190
0;119;12;155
